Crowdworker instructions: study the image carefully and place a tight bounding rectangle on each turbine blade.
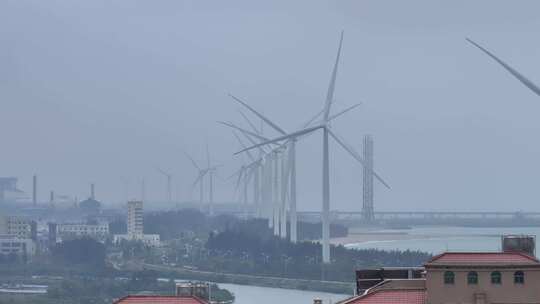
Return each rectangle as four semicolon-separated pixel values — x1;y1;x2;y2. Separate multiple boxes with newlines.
228;168;242;180
327;127;391;189
229;94;287;135
245;168;254;185
217;121;271;142
466;38;540;97
327;103;361;122
206;143;211;168
233;131;256;162
234;125;323;155
234;168;244;193
302;108;325;128
323;31;344;122
156;167;171;177
238;110;262;135
184;153;201;171
192;171;205;188
238;126;270;155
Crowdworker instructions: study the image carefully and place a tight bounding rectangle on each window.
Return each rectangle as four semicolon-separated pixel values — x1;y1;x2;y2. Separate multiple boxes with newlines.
444;271;455;284
491;271;501;284
467;271;478;285
514;271;524;284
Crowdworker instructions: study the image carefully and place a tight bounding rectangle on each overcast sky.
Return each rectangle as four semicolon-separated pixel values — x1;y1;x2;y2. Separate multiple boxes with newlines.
2;0;540;211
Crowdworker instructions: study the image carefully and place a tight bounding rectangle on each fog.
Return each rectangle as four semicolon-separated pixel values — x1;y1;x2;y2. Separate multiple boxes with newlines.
2;0;540;211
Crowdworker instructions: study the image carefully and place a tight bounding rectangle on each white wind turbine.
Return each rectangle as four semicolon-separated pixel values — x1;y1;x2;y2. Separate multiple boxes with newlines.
186;148;220;215
205;144;221;216
236;32;390;263
221;119;288;237
156;168;173;204
185;153;208;209
467;38;540;97
218;121;277;226
230;95;361;242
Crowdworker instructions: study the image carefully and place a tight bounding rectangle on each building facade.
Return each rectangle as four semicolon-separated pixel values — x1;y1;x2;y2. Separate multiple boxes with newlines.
127;201;143;237
340;238;540;304
57;223;109;241
0;235;36;257
113;200;160;247
425;252;540;304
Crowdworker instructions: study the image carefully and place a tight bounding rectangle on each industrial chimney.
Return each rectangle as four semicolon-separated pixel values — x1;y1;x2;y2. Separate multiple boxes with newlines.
32;175;37;206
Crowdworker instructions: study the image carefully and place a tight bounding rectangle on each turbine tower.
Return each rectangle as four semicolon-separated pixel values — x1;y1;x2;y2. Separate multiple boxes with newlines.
362;135;374;222
186;149;219;215
157;168;172;204
237;32;390;263
185;153;207;208
206;144;216;216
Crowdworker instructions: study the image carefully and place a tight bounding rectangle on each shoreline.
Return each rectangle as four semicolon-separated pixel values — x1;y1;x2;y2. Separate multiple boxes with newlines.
139;263;355;295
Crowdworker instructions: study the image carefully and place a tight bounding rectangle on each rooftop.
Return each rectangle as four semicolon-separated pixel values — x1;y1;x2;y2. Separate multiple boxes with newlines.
339;289;426;304
340;279;426;304
425;252;540;266
112;296;207;304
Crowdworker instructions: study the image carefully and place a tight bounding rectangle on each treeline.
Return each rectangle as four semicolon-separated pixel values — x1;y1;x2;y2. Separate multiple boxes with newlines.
109;209;348;241
203;228;431;282
51;237;106;267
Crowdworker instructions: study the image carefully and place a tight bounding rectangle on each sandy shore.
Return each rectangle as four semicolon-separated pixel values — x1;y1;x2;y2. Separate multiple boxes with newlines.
330;231;429;246
330;227;501;246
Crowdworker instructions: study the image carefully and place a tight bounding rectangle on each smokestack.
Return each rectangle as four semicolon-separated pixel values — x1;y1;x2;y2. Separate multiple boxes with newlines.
50;191;54;203
32;175;37;206
90;183;95;200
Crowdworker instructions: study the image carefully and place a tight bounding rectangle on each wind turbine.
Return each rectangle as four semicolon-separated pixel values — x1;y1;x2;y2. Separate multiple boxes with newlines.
223;95;361;241
156;168;172;204
185;152;207;209
466;38;540;96
236;32;390;263
205;144;221;216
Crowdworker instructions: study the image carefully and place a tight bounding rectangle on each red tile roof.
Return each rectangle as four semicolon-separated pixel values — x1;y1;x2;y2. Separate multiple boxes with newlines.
113;296;208;304
425;252;540;266
340;289;426;304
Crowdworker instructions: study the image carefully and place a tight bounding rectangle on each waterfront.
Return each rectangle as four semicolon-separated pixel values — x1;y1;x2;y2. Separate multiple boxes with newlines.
344;226;540;253
219;283;350;304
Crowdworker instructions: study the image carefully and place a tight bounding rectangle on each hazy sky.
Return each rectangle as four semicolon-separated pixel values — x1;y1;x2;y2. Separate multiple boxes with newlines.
2;0;540;211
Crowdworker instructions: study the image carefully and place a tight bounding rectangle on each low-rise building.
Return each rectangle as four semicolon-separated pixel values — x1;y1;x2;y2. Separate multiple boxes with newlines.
113;282;209;304
425;251;540;304
113;200;160;247
5;216;33;239
113;233;160;247
57;223;109;241
0;235;36;257
340;235;540;304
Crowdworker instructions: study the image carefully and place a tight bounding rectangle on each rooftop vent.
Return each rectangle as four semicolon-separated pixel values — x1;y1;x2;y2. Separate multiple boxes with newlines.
502;235;535;257
175;282;209;301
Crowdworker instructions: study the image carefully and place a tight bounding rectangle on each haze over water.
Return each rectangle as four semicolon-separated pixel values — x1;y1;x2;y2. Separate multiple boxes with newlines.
346;226;540;254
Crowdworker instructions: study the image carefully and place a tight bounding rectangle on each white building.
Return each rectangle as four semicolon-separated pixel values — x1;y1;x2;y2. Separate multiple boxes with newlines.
114;201;160;247
0;216;33;239
127;201;143;237
0;235;36;257
57;223;109;241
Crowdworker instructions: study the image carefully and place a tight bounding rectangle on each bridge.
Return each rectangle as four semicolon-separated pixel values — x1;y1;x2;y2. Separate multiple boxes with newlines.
295;211;540;226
